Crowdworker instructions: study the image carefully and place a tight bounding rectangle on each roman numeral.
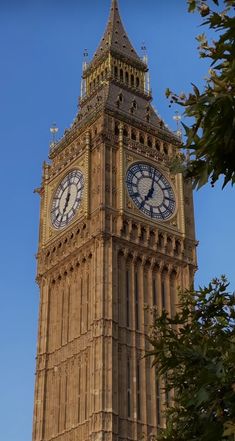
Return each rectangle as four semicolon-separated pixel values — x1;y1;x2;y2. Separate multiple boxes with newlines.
165;196;174;202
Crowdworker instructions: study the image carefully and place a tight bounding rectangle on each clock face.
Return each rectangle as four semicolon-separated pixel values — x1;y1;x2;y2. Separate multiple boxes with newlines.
126;163;176;220
51;169;84;229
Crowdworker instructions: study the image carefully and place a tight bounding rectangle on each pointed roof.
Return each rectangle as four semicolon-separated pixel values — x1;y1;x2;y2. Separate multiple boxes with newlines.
91;0;145;68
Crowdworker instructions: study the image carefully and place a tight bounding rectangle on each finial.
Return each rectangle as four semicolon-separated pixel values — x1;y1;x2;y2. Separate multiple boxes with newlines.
83;48;89;71
173;111;182;138
49;123;58;151
141;42;150;95
81;49;89;99
111;0;118;9
141;42;148;65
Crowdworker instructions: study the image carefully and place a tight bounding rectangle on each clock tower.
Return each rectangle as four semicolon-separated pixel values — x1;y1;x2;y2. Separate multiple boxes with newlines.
33;1;197;441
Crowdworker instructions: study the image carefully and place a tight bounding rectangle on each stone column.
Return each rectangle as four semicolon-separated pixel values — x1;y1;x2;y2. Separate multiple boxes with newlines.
32;277;50;441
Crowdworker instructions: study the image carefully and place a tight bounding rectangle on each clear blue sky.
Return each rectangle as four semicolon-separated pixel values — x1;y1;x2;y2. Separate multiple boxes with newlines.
0;1;234;440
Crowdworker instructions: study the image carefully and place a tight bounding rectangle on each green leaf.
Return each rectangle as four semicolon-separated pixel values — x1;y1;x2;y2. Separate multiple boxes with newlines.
165;88;171;98
187;0;196;13
223;421;235;437
147;277;235;441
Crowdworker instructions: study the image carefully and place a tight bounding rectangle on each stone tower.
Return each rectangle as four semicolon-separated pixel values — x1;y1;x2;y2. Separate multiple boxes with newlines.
33;1;197;441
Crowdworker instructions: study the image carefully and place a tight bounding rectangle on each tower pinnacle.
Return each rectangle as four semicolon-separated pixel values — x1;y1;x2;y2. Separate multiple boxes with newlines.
91;0;145;68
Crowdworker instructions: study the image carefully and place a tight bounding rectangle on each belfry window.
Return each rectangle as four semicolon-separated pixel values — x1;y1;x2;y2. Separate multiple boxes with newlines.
131;130;136;141
175;240;181;256
120;69;124;82
114;66;118;78
115;122;119;136
147;136;153;147
139;133;144;144
125;71;129;84
123;126;128;138
136;76;140;88
131;74;135;87
156;140;160;151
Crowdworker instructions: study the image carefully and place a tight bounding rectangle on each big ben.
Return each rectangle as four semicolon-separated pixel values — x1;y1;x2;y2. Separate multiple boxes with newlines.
33;1;197;440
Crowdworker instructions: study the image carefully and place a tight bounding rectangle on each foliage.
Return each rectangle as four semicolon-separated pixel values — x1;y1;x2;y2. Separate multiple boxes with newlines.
148;277;235;441
167;0;235;189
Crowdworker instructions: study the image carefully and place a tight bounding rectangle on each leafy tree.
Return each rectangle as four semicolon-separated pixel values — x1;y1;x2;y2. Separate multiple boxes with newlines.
167;0;235;189
148;277;235;441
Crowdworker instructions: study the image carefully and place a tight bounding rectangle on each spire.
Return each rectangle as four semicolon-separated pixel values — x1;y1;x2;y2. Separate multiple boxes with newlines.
91;0;144;67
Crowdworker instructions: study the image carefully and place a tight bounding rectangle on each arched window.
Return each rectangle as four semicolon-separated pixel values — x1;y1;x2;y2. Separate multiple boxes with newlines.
139;133;144;144
158;233;164;248
164;143;168;155
131;130;136;141
147;136;152;148
136;76;140;88
156;140;160;151
114;122;119;136
120;69;124;82
114;66;118;78
167;237;173;253
123;126;128;138
125;71;129;84
131;74;135;87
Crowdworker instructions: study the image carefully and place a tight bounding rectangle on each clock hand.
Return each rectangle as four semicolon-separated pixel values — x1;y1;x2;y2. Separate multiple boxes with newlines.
145;187;153;201
151;169;156;191
145;173;156;201
62;185;71;215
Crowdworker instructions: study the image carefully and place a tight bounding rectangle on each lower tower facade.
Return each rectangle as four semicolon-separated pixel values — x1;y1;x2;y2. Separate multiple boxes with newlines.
33;2;197;441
